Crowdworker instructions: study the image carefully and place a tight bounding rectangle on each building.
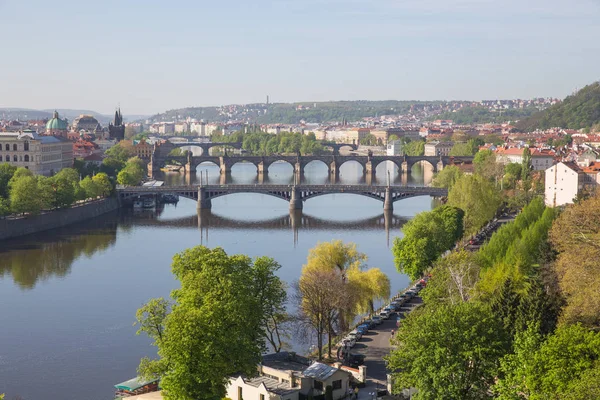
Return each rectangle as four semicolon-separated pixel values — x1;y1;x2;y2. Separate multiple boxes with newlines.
132;139;154;160
190;121;207;136
72;114;101;132
45;110;69;137
424;141;453;156
495;147;555;171
0;130;73;176
109;108;125;141
545;162;599;207
387;140;404;156
227;352;352;400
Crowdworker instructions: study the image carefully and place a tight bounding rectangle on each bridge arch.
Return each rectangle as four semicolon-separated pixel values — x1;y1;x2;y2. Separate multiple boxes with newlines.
303;159;330;172
265;159;295;173
372;159;402;172
337;158;367;172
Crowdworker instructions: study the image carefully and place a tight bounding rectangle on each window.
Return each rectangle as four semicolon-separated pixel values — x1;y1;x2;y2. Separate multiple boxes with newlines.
24;141;29;151
13;144;17;151
314;380;324;391
13;155;17;162
237;387;242;400
0;155;2;162
260;395;265;400
5;144;8;151
24;155;29;162
332;380;342;390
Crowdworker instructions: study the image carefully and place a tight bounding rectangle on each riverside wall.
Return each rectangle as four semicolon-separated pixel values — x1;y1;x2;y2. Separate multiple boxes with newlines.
0;198;121;241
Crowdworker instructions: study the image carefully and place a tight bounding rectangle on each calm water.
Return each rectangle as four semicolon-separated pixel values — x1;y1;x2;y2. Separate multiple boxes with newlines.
0;162;434;400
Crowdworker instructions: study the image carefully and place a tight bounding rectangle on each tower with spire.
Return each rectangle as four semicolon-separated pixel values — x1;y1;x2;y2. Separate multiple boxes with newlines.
108;107;125;141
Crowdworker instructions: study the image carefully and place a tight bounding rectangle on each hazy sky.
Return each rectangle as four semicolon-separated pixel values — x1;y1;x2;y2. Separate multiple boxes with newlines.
1;0;599;115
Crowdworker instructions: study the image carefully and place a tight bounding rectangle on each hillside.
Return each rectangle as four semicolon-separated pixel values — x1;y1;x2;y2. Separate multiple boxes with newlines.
516;82;600;131
427;106;537;125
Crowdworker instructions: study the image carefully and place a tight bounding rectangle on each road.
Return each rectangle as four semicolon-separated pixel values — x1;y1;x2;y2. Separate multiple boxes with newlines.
351;296;423;399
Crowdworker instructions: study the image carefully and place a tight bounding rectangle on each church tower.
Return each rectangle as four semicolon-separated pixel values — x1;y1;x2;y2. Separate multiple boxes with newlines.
109;107;125;141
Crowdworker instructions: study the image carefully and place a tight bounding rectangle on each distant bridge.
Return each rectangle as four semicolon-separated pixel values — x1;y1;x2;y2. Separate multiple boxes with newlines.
149;153;473;177
117;184;448;211
154;140;357;156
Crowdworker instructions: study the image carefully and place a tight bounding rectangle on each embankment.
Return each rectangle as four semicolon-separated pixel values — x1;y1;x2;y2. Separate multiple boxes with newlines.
0;198;121;240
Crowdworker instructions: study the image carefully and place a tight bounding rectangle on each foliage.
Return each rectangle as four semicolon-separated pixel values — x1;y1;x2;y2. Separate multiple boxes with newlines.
517;81;600;130
49;168;80;208
137;246;287;400
449;139;480;156
80;176;99;198
448;174;502;235
420;250;480;305
215;130;327;155
0;162;17;198
392;205;464;280
429;106;537;125
550;193;600;328
359;134;378;146
0;197;9;217
10;174;45;215
403;140;425;156
473;150;503;182
495;324;600;399
117;157;145;186
93;173;113;196
303;240;390;327
432;165;463;189
386;302;508;400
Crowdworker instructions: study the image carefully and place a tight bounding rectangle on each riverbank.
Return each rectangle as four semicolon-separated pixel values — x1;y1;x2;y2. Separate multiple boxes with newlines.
0;197;121;241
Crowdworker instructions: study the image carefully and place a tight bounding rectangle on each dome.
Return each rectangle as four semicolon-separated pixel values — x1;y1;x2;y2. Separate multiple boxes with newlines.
46;110;68;131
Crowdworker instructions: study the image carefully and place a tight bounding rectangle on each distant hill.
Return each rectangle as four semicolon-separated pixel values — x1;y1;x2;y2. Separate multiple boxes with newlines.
426;107;537;125
0;108;53;120
0;108;146;125
516;82;600;131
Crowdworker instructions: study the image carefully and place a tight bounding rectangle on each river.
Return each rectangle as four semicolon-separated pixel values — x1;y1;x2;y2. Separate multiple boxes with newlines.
0;161;434;400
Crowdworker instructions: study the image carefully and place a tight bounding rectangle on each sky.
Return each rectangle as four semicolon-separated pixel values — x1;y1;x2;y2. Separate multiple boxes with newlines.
1;0;599;115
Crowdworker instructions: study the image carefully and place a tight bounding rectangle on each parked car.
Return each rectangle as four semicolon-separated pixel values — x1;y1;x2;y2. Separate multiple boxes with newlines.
347;353;366;368
371;316;383;325
348;330;362;341
357;324;370;334
341;336;356;348
379;310;391;319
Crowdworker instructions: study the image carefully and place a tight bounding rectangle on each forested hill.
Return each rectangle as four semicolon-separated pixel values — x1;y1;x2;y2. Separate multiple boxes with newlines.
146;101;444;124
516;82;600;131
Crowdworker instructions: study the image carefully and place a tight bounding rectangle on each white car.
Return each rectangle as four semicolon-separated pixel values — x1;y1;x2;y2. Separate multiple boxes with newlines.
379;310;391;319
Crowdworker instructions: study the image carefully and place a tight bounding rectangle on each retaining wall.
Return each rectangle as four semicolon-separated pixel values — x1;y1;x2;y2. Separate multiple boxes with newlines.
0;198;121;241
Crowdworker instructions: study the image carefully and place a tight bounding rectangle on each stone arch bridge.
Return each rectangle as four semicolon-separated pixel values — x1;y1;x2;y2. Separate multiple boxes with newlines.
149;153;473;177
117;184;448;212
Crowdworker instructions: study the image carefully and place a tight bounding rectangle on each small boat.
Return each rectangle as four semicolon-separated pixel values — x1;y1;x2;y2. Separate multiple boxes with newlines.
162;194;179;204
142;198;156;209
133;198;143;209
160;164;182;172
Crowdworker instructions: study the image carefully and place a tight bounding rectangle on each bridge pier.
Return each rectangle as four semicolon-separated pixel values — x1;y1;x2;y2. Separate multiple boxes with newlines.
197;187;212;210
436;160;444;173
289;186;303;210
220;157;231;174
257;160;268;175
401;161;409;174
383;187;393;211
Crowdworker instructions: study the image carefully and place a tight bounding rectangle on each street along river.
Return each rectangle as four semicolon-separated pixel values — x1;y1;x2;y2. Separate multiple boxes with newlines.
0;161;434;400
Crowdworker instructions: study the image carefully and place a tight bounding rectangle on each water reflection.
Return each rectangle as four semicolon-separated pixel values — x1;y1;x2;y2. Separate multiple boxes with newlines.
0;214;118;289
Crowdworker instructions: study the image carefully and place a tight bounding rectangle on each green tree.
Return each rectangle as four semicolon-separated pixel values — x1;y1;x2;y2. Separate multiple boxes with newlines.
80;176;100;199
50;168;80;208
386;302;508;400
420;250;480;305
449;139;479;156
360;134;378;146
137;246;286;400
448;174;502;235
403;140;425;156
432;165;463;189
495;324;600;400
10;175;42;214
0;162;17;198
117;157;145;186
473;149;503;182
93;172;112;196
0;197;10;218
100;157;126;176
393;205;464;280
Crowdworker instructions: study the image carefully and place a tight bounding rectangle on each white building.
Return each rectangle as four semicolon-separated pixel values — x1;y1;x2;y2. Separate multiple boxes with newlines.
0;130;73;176
495;147;555;171
226;375;300;400
424;141;453;156
545;162;599;207
387;140;404;156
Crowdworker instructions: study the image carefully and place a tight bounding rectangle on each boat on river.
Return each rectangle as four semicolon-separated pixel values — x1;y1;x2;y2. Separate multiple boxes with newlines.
160;164;182;172
142;197;156;209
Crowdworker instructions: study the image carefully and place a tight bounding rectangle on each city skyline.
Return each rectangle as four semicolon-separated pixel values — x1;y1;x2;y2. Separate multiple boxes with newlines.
1;0;599;115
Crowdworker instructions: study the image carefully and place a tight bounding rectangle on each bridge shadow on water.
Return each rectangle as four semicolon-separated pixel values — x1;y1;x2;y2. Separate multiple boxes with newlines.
119;207;409;248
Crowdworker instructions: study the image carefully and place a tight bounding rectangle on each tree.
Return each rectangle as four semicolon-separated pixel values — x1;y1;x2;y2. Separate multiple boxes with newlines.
50;168;80;208
432;165;463;189
295;267;349;360
117;157;145;186
473;150;504;182
137;246;285;400
386;302;508;400
421;250;480;305
105;141;134;162
521;148;532;181
449;140;478;156
495;324;600;400
303;241;389;327
403;140;425;156
393;205;464;280
550;193;600;328
359;134;378;146
93;172;112;196
448;174;502;235
0;162;17;198
80;176;100;199
10;175;42;215
0;197;10;218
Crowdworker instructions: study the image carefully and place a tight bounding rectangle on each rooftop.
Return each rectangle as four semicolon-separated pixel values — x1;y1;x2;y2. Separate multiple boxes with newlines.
261;352;311;374
237;375;300;396
303;362;340;381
